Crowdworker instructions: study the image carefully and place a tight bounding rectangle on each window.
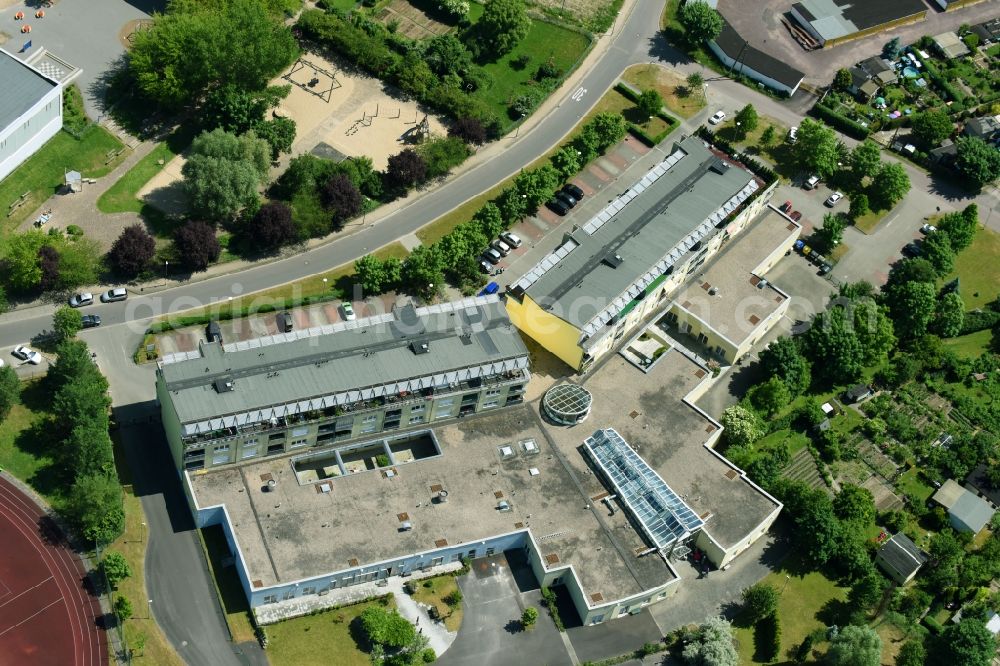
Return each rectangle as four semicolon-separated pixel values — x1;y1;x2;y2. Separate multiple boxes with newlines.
241;445;259;459
215;444;231;452
263;595;278;604
409;415;424;424
290;438;309;448
362;414;378;423
436;397;455;408
697;332;709;344
410;404;425;413
212;443;231;465
450;553;462;563
485;547;495;556
292;426;309;437
482;400;500;409
302;586;316;595
431;556;444;566
485;388;501;397
283;588;295;600
361;423;378;434
244;438;258;447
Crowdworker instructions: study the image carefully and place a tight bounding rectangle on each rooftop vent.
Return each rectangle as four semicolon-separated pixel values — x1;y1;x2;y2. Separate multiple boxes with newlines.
602;253;624;268
709;158;730;175
756;279;769;290
410;340;430;355
497;500;512;512
400;521;413;531
213;378;234;393
709;287;720;296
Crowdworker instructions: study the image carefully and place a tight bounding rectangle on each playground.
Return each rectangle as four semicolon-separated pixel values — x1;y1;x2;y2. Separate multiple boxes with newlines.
279;52;448;171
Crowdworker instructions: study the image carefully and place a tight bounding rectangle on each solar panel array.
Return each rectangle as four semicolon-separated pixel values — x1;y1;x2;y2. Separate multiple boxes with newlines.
580;178;760;338
584;428;704;550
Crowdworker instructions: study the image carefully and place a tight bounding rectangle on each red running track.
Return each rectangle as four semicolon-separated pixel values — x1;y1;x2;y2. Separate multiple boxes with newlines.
0;476;108;666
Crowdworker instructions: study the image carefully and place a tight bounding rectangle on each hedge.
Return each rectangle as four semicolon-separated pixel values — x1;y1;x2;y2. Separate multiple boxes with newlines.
923;616;944;635
147;292;342;334
614;83;680;146
540;587;565;632
754;613;781;662
811;102;870;140
960;309;1000;336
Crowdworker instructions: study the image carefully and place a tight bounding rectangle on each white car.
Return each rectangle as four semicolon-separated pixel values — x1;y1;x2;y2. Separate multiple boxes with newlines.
824;192;844;207
788;126;798;144
920;223;937;234
340;303;356;321
709;110;726;125
501;231;522;248
12;345;42;365
68;292;94;308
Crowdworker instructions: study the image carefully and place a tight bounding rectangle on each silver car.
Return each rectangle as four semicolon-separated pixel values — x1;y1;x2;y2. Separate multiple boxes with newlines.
101;287;128;303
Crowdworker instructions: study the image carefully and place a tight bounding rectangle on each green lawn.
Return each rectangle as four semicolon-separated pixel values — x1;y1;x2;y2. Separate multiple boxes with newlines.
756;429;810;457
410;574;463;632
477;21;592;129
623;64;706;119
946;226;1000;310
896;467;934;504
97;126;194;218
0;381;51;488
266;597;395;666
1;127;127;238
944;329;995;358
732;555;849;664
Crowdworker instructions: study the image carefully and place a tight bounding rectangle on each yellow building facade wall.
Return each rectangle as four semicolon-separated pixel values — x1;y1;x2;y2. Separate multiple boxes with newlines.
505;293;585;370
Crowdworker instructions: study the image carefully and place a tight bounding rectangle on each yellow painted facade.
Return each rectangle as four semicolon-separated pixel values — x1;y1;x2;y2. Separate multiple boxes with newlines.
505;293;585;370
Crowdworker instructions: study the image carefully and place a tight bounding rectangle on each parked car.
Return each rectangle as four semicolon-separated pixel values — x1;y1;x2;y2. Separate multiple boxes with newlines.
12;345;41;365
277;311;293;333
902;242;921;257
824;191;844;207
547;199;570;216
478;282;500;296
789;211;803;222
804;175;820;190
206;321;222;343
555;190;578;208
787;126;798;144
482;248;502;264
709;110;726;125
779;200;793;213
920;223;937;234
100;287;128;303
501;231;523;248
81;314;101;329
340;303;356;321
479;260;492;273
491;239;512;256
818;262;833;275
68;292;93;308
562;183;585;200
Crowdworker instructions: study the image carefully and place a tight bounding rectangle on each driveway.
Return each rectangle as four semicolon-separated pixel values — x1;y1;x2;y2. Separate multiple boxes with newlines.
438;553;572;666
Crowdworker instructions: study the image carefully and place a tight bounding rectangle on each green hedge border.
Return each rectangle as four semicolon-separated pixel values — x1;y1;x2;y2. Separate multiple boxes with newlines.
810;102;870;140
614;83;680;146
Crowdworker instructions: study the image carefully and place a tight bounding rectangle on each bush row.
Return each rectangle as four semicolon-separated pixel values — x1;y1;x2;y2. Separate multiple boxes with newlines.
147;292;342;334
693;125;778;186
960;309;1000;336
811;102;871;140
613;83;680;146
540;586;565;632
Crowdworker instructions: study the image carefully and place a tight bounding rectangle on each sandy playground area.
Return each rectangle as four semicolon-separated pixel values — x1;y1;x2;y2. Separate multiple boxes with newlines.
280;52;448;171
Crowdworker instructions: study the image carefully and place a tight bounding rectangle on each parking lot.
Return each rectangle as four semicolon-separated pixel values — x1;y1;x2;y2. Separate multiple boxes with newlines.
1;344;51;380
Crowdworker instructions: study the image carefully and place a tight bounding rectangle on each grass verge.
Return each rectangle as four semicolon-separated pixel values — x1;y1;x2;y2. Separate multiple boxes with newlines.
1;127;127;238
853;210;887;235
200;525;257;644
0;380;50;488
947;226;1000;310
265;596;395;666
943;329;994;358
410;574;463;632
623;64;705;118
97;126;195;216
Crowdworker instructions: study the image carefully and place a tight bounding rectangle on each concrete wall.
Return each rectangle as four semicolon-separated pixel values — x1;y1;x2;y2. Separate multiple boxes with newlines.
156;374;186;471
706;40;801;96
0;85;62;182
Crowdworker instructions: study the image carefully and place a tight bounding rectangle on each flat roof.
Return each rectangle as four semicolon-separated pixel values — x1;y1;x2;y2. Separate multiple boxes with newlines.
792;0;925;41
0;49;58;130
189;408;676;601
548;352;780;549
671;208;797;347
714;18;804;89
514;136;758;335
159;296;529;431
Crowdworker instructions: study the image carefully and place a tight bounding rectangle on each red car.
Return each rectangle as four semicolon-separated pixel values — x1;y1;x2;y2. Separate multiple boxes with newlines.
790;211;803;221
779;200;793;213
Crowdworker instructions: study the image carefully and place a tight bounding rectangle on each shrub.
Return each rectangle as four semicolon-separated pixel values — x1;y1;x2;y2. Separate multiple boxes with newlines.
418;136;471;179
107;224;156;278
754;613;780;662
449;117;487;144
321;174;363;224
244;201;298;251
520;606;538;628
113;595;132;621
101;552;132;590
385;149;428;191
811;102;870;139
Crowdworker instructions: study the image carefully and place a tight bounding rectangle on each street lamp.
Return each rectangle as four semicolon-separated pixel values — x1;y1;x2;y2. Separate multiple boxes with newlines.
140;521;145;545
163;260;168;286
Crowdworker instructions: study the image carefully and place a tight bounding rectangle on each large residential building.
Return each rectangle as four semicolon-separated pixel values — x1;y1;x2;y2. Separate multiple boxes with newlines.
157;296;530;471
506;136;775;372
0;48;78;181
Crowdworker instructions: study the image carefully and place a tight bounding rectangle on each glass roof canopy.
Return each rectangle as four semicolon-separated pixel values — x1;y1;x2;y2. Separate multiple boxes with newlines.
584;428;704;550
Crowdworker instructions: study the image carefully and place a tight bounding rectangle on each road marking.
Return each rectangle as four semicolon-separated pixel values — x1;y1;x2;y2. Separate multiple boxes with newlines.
571;87;587;102
884;214;899;229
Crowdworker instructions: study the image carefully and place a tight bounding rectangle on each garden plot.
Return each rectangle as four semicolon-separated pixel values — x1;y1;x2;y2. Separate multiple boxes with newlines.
377;0;453;39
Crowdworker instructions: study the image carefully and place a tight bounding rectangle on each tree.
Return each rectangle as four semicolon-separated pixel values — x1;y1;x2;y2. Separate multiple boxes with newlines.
851;299;895;365
849;570;888;610
883;37;901;60
0;366;19;420
107;224;156;278
759;337;811;395
53;306;84;341
182;129;270;221
353;255;401;296
551;146;583;180
359;606;416;648
887;281;936;340
933;292;965;337
386;149;428;192
759;125;776;146
521;606;538;628
67;473;124;545
475;0;531;57
37;244;61;292
884;258;937;294
253;117;296;160
686;72;704;90
741;583;778;623
849;193;870;219
678;1;722;46
850;140;882;183
870;161;910;209
321;174;363;224
113;595;132;622
637;89;664;120
682;616;738;666
720;405;764;448
814;212;847;253
747;377;790;418
911;110;954;149
833;484;876;525
590;112;629;150
449;117;487;145
733;104;758;138
795;118;840;178
127;0;298;109
803;307;863;384
2;231;49;292
834;68;852;90
955;136;1000;187
201;83;288;135
424;34;472;76
473;202;505;239
827;625;882;666
896;640;926;666
401;246;444;299
921;230;955;276
244;202;297;252
937;619;996;666
938;204;979;252
101;552;132;590
418;136;471;179
513;165;561;212
174;220;221;271
772;480;840;567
